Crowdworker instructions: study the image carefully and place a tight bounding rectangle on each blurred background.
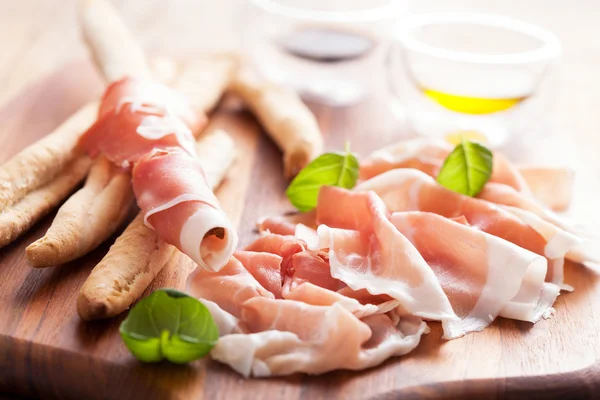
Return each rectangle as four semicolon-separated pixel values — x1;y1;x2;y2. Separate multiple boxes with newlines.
0;0;598;166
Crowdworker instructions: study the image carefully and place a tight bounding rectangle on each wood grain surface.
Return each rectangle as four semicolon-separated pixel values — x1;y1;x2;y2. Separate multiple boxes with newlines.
0;57;599;400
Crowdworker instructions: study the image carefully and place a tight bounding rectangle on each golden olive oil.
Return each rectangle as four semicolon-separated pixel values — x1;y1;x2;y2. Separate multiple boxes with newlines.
444;130;489;145
422;88;527;115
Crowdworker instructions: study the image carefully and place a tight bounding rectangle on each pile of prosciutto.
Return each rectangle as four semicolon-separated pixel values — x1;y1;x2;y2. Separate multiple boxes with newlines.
188;137;599;377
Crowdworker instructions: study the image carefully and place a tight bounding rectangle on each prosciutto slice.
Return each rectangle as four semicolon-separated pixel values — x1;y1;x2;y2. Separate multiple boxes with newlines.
316;186;556;337
188;251;427;377
390;211;557;336
355;169;584;286
211;298;426;377
132;147;237;271
315;187;457;323
359;137;574;210
518;166;574;211
79;78;205;165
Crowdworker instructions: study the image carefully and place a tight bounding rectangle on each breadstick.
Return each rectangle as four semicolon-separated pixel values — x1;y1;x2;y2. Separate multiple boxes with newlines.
78;0;151;82
0;156;92;248
0;102;98;212
26;0;154;265
26;157;133;267
77;130;235;320
229;64;323;178
173;53;239;114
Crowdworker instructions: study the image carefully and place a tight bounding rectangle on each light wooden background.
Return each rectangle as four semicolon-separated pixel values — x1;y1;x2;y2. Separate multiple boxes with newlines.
1;0;599;172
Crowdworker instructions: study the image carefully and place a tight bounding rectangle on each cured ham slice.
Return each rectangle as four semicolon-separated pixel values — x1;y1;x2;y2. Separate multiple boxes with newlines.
477;182;600;267
390;212;556;336
234;251;283;298
282;281;385;318
355;169;581;285
315;187;457;322
187;256;274;317
359;138;530;193
211;297;427;377
188;241;427;377
98;78;199;126
257;210;316;236
79;78;205;165
132;147;237;271
360;138;452;181
518;166;574;211
315;186;556;337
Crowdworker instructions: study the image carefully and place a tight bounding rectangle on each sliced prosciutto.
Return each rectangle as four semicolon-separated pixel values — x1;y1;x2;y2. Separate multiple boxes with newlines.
518;166;574;211
359;138;452;181
132;147;237;271
211;298;426;377
359;138;528;192
315;186;457;323
79;78;205;165
355;169;585;286
257;210;316;236
187;250;426;377
358;137;578;210
315;186;556;337
390;211;558;336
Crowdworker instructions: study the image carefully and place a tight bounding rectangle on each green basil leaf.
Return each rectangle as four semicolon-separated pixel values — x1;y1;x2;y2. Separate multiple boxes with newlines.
437;138;493;197
286;143;359;212
119;289;218;364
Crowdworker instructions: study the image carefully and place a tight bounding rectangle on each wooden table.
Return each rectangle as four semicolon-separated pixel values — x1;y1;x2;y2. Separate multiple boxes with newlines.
1;0;599;169
1;1;600;399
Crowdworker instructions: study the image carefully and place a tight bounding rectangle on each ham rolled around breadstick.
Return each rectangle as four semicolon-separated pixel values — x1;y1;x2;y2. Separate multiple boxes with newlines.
229;64;323;178
77;130;235;320
132;146;237;271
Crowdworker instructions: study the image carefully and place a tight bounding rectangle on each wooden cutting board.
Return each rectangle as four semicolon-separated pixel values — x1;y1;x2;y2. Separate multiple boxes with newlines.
0;60;599;400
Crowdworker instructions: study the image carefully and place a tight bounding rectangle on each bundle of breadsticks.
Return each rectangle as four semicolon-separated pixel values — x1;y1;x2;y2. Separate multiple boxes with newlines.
0;0;323;321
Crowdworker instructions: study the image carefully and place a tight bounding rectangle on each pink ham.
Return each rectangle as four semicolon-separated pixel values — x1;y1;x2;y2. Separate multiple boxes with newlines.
355;169;580;285
132;147;237;271
234;251;283;298
359;138;529;192
257;211;316;236
315;187;457;323
188;243;427;377
79;78;205;165
390;212;558;335
187;256;273;317
518;166;574;211
359;138;452;181
211;297;427;377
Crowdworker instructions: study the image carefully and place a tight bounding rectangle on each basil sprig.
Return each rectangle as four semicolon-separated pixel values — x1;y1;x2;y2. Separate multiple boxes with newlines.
120;289;218;364
437;138;493;197
286;142;359;212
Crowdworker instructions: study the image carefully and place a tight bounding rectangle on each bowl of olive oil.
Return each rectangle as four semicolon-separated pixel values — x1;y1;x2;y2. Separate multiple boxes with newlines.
388;12;561;148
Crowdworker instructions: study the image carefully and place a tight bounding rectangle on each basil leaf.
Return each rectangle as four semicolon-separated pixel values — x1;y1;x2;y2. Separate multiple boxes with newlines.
119;288;218;364
437;138;493;197
286;144;359;212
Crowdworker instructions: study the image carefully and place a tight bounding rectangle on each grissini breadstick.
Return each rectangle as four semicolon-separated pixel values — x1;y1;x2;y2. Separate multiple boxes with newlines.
229;64;323;178
25;157;133;267
0;156;92;248
0;102;98;212
77;130;236;320
26;0;154;265
78;0;151;82
174;53;239;114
